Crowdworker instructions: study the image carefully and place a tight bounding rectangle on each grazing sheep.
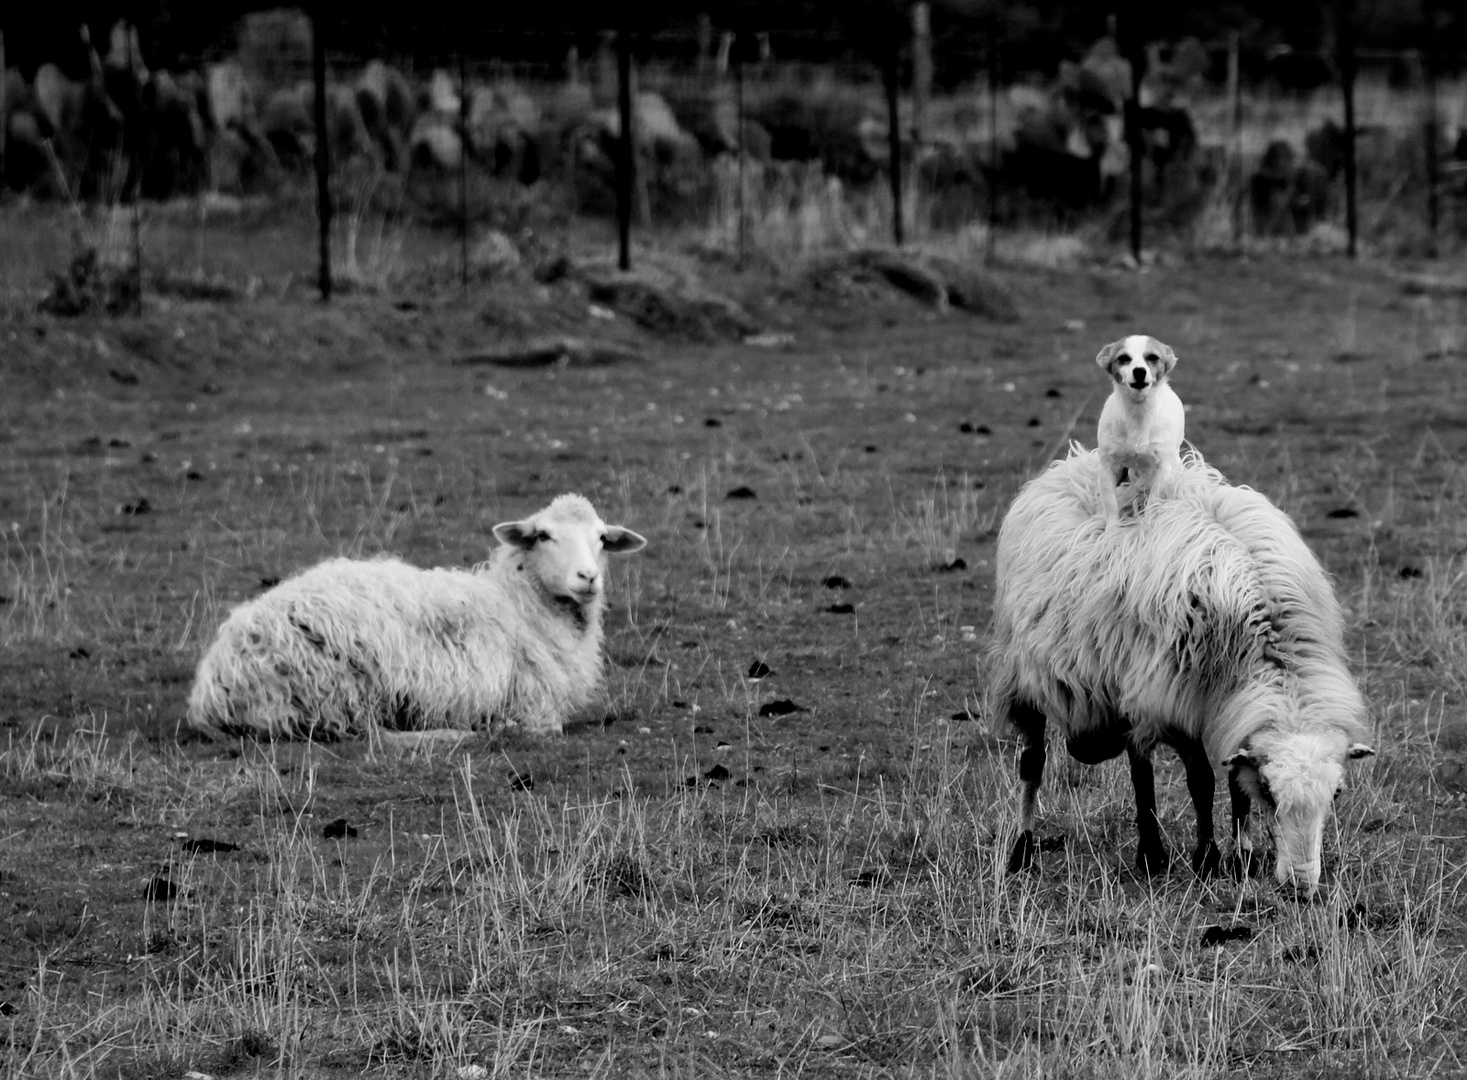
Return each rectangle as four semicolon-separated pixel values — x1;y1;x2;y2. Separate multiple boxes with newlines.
188;494;646;741
988;449;1373;893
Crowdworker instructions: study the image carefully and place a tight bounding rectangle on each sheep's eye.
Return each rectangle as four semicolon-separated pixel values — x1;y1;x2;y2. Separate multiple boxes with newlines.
534;530;552;543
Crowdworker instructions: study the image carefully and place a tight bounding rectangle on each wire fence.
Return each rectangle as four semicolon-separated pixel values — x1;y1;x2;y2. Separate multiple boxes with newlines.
2;8;1466;308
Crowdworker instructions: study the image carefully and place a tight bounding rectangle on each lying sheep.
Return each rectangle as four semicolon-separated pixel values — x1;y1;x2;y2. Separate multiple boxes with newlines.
188;493;646;740
988;448;1373;893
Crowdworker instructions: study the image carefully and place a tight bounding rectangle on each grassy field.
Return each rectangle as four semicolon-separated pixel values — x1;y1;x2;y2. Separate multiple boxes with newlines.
1;211;1465;1078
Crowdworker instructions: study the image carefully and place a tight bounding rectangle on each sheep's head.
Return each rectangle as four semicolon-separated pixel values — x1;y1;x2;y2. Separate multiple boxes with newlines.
492;494;647;610
1226;730;1374;895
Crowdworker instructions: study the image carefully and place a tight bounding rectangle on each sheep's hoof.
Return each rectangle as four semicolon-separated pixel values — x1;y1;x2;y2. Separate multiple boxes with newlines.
1006;831;1037;874
1135;843;1170;877
1192;840;1222;879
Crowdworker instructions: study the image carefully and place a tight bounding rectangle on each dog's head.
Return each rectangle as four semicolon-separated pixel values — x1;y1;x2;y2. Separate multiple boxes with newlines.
1096;335;1177;395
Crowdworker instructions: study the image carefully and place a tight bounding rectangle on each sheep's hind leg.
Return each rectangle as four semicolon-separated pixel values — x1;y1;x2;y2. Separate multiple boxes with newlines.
1127;742;1170;876
1176;735;1221;878
1006;702;1046;874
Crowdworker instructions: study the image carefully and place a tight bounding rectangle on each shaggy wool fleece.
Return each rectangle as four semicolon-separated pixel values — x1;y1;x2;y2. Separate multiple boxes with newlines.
988;447;1370;769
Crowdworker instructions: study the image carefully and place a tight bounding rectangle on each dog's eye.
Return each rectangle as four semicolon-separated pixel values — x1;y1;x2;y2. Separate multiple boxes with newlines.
1144;353;1158;363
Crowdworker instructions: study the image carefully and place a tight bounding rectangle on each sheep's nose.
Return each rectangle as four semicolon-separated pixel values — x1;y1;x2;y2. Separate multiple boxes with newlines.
1278;865;1321;899
576;569;598;584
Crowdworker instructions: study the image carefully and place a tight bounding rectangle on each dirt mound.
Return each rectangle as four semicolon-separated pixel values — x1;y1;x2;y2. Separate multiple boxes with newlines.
583;268;759;343
453;337;643;368
806;249;1019;321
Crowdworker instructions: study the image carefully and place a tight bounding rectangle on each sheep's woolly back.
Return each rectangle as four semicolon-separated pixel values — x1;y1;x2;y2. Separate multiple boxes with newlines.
988;447;1369;767
189;530;610;740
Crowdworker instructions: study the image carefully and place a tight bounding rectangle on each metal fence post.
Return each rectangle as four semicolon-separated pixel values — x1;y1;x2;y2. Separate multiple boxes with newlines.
884;41;903;247
734;31;747;267
1124;6;1144;265
616;26;633;271
987;17;998;263
311;4;333;300
1422;2;1439;258
1337;0;1358;258
0;31;8;197
459;48;470;290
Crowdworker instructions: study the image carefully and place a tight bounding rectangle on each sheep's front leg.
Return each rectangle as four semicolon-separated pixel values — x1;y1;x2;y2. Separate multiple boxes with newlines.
1227;767;1259;878
1006;702;1046;874
1175;735;1221;878
1127;742;1170;876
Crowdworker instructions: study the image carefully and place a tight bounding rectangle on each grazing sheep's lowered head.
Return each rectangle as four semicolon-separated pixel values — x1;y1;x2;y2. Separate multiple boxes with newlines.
492;493;648;618
1226;725;1374;893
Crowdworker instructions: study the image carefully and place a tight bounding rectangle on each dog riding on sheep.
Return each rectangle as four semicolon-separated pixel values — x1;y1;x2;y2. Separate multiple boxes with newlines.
188;493;647;740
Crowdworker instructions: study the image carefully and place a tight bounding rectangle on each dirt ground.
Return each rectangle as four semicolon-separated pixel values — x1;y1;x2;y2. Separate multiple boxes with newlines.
1;234;1465;1077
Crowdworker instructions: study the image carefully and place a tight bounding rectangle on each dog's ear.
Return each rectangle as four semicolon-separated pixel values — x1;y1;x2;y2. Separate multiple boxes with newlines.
1150;338;1178;374
1095;339;1125;375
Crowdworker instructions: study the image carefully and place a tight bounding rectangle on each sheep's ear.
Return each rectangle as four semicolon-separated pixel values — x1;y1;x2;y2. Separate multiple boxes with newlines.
602;526;647;554
1347;743;1375;760
492;520;540;550
1151;339;1178;374
1223;748;1258;770
1095;339;1124;374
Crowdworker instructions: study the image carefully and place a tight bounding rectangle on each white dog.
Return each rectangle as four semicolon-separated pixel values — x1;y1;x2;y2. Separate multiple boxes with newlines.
1095;334;1185;525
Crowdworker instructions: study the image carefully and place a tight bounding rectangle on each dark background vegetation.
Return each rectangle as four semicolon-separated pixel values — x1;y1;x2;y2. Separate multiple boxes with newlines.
6;1;1466;82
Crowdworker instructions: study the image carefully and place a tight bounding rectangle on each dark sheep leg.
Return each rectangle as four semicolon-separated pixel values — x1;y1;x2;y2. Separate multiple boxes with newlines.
1127;742;1170;876
1227;767;1259;878
1006;702;1046;874
1175;735;1221;877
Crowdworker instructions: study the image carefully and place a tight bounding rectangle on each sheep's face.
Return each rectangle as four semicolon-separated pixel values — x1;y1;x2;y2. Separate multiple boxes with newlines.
493;494;647;607
1096;334;1177;400
1228;732;1374;895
